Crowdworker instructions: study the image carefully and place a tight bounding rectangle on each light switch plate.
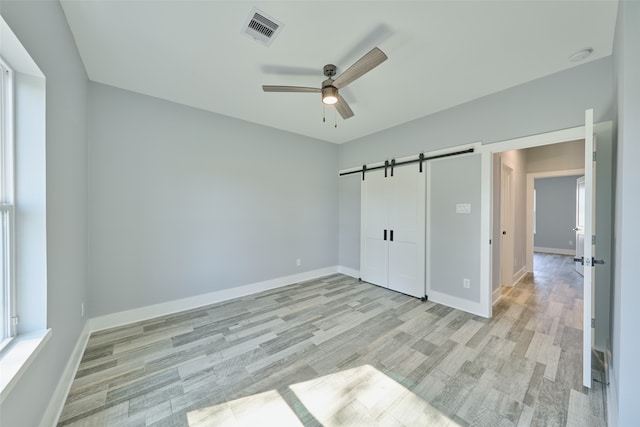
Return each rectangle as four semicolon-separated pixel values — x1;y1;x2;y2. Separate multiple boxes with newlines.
456;203;471;214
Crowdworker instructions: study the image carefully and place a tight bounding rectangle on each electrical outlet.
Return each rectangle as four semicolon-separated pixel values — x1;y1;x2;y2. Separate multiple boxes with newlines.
81;302;85;317
463;278;470;289
296;258;301;267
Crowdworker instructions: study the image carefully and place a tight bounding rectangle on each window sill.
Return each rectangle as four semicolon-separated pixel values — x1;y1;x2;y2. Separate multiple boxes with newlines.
0;329;52;403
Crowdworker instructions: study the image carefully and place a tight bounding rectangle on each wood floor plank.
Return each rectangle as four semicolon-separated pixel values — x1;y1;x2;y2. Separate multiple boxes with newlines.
58;253;606;426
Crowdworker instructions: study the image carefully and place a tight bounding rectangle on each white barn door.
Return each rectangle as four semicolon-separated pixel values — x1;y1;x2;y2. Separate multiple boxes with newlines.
361;166;425;298
388;166;425;297
361;169;390;287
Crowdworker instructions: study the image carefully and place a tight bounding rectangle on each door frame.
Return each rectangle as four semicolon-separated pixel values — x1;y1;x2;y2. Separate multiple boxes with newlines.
480;111;597;389
480;125;588;319
525;168;585;273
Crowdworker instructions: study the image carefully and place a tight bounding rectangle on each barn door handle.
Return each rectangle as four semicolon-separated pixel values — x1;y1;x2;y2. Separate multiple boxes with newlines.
383;229;387;241
390;230;394;241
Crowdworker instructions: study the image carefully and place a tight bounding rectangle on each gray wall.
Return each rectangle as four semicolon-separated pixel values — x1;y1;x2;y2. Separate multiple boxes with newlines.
429;154;481;302
88;83;339;317
612;1;640;424
0;1;89;427
0;1;628;425
526;139;585;173
338;57;614;272
339;56;614;171
534;176;581;251
338;175;361;271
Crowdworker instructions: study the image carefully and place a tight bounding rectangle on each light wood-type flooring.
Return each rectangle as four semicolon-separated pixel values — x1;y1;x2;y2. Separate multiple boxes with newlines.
58;253;607;426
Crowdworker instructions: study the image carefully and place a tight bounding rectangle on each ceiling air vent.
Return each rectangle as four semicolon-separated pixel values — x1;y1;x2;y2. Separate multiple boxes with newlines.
242;8;284;46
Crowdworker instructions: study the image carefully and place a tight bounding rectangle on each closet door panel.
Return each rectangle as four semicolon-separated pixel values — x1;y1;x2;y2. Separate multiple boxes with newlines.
388;167;426;297
361;170;389;287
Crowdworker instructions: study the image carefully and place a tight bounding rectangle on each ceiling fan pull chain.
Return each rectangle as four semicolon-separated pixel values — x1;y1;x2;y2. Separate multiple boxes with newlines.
323;105;326;123
334;109;337;128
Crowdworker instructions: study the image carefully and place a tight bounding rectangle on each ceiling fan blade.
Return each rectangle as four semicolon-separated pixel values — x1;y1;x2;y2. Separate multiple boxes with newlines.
333;47;388;89
335;95;354;120
262;85;321;93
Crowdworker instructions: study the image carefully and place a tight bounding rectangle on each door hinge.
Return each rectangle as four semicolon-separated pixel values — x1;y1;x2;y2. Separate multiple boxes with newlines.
591;318;595;328
11;316;18;327
592;235;596;245
593;151;596;161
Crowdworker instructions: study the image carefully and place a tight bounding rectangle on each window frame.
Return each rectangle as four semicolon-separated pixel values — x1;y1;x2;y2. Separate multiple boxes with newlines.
0;58;16;352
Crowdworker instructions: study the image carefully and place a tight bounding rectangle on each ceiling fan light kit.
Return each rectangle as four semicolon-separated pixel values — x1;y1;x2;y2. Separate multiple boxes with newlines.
262;47;388;121
322;86;338;105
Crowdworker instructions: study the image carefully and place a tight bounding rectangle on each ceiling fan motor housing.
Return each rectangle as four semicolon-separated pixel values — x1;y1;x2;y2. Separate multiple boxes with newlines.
323;64;337;78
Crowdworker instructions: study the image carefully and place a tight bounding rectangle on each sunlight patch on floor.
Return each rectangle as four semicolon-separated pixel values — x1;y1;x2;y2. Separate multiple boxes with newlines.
290;364;459;426
187;389;302;426
187;364;459;426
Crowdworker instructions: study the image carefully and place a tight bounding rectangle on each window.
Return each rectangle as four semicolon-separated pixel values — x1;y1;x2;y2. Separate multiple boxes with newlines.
0;58;15;351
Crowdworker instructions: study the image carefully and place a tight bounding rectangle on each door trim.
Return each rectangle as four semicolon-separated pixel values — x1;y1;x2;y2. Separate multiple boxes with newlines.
480;115;609;390
480;125;586;319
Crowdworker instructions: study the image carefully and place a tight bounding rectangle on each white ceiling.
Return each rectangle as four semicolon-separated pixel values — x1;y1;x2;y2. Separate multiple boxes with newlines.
59;0;618;144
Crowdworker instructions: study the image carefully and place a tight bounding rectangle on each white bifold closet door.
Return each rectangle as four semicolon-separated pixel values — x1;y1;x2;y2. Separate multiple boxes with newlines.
360;165;425;298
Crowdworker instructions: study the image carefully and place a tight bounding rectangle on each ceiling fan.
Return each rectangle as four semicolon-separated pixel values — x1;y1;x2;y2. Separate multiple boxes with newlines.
262;47;388;120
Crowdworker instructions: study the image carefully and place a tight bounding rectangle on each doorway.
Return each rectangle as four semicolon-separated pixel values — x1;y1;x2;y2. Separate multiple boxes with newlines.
525;167;586;273
482;111;606;388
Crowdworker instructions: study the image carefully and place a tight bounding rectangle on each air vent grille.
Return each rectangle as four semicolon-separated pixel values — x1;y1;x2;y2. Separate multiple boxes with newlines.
243;8;283;46
249;14;277;38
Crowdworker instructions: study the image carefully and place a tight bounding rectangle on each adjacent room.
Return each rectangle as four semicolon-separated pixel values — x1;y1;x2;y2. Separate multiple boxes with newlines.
0;1;638;426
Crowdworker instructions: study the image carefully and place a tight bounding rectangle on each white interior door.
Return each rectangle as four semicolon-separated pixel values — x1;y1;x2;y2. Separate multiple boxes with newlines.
500;163;514;286
360;170;389;287
575;177;585;276
582;109;595;388
388;166;426;298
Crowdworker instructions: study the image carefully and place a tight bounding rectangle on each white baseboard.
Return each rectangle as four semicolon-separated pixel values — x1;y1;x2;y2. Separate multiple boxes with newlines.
512;266;527;285
39;321;91;427
40;267;346;425
338;266;359;278
89;266;339;332
534;247;576;256
427;289;489;318
492;286;503;305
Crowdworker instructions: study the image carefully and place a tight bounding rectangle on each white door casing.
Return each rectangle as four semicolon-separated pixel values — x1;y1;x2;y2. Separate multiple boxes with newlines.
582;109;595;388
